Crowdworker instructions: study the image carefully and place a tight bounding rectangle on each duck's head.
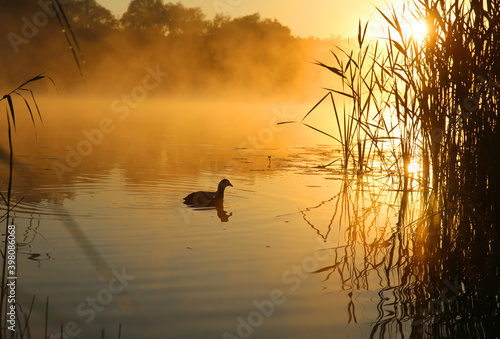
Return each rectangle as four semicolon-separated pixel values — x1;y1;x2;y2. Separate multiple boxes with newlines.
218;179;233;191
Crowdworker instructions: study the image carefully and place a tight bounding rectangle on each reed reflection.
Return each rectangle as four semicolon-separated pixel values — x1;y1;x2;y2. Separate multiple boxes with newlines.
300;169;499;338
12;217;53;268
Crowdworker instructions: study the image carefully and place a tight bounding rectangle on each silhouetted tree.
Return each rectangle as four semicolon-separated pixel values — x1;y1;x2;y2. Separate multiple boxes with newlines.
200;13;298;93
65;0;118;40
0;0;331;97
211;13;231;30
66;0;117;31
165;2;208;36
120;0;168;36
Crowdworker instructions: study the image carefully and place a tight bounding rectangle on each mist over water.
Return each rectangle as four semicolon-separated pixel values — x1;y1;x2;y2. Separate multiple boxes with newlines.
1;96;350;338
0;0;343;101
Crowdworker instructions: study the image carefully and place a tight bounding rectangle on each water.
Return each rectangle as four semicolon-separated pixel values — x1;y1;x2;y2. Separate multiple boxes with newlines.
2;97;426;338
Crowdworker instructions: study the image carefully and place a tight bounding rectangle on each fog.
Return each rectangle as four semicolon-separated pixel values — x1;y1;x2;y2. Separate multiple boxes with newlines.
0;0;347;206
0;0;346;101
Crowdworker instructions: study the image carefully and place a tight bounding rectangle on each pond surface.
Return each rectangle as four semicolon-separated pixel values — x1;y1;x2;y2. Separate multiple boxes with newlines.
2;97;424;338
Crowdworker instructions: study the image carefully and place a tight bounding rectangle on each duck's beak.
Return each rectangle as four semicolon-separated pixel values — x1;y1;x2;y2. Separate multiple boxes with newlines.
228;181;233;187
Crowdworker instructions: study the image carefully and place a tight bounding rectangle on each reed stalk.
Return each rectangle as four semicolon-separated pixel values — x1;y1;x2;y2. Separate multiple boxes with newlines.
0;75;52;337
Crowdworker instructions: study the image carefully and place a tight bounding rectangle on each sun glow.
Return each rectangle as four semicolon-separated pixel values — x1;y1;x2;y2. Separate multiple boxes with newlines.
402;19;427;41
407;160;421;175
370;13;428;43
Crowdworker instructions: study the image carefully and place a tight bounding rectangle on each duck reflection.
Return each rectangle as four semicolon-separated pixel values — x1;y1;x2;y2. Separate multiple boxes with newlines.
185;202;233;222
216;204;232;222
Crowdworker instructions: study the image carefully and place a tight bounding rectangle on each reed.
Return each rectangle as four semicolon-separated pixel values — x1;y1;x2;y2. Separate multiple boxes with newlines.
286;0;499;226
291;0;499;336
376;0;500;259
0;74;51;337
280;21;383;172
0;0;90;335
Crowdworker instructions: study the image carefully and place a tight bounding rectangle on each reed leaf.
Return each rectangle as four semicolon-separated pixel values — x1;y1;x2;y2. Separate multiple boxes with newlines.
313;60;344;78
321;88;354;99
301;123;342;144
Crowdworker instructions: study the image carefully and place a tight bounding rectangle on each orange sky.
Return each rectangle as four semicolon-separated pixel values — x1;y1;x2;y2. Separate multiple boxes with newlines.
97;0;405;38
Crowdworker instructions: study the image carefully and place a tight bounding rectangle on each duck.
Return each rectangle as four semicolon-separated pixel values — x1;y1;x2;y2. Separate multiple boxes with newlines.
183;179;233;207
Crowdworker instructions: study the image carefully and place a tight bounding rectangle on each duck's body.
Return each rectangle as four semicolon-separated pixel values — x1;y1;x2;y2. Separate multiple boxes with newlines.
183;179;233;207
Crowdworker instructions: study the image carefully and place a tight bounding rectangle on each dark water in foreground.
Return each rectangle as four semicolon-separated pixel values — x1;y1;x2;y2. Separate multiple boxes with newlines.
1;98;498;338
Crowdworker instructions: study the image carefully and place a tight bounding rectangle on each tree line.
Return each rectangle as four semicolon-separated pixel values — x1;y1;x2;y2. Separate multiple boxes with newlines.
0;0;335;98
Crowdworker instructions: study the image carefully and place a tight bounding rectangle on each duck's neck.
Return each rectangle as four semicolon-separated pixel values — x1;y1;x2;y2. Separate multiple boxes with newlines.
216;185;226;196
